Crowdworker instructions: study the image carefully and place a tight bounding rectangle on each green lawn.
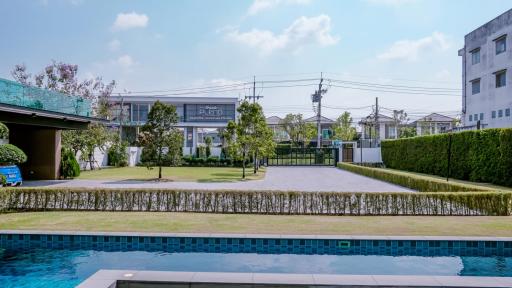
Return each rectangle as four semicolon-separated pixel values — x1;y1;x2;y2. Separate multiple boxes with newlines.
1;212;512;236
77;166;265;182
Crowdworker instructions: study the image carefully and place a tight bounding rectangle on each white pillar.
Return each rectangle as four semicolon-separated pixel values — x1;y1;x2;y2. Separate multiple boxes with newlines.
192;127;198;156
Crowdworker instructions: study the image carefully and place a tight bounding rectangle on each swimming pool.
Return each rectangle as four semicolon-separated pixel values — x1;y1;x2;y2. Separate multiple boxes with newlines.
1;231;512;288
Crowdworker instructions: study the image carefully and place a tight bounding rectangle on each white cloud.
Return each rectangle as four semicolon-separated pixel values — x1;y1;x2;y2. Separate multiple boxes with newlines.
108;39;121;51
364;0;417;6
225;14;338;55
247;0;311;15
112;12;148;31
116;55;135;68
377;32;451;61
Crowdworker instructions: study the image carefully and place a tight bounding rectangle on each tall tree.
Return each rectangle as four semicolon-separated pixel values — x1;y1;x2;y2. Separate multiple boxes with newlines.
137;101;183;179
224;101;273;178
11;61;115;118
332;111;357;141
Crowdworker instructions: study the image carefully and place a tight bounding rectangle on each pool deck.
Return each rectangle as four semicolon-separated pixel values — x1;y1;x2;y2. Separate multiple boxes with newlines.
78;269;512;288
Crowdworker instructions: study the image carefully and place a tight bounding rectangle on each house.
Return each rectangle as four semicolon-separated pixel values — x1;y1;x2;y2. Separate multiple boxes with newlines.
265;116;288;141
412;113;455;135
359;113;398;140
304;115;335;141
459;8;512;129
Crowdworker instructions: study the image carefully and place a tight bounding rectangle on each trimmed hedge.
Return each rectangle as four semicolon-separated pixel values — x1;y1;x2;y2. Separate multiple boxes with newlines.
337;163;492;192
0;144;27;165
381;129;512;187
0;188;510;216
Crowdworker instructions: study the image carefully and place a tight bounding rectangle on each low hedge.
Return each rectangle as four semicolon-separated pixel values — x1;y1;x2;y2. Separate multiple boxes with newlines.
0;188;510;216
337;163;492;192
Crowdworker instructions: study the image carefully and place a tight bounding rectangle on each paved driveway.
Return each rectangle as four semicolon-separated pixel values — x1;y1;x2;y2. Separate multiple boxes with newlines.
25;167;413;192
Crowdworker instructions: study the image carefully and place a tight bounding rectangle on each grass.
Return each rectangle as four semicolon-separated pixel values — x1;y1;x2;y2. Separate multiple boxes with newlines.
77;166;265;182
1;212;512;236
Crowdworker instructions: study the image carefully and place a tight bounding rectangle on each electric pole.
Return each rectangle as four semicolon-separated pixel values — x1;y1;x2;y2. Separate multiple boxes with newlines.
375;97;379;141
245;76;263;103
311;73;327;148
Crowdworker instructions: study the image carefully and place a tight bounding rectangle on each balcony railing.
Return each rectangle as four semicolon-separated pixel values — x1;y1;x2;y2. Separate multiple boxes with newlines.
0;78;92;117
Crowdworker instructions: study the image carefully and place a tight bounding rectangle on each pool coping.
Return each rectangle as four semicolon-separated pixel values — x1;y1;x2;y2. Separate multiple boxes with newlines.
1;229;512;241
77;270;512;288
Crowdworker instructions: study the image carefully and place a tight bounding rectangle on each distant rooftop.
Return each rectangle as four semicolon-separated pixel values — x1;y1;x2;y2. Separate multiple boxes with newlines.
0;78;92;117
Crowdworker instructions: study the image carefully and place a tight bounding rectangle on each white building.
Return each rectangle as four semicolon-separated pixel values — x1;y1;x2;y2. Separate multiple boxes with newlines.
359;113;398;140
108;96;238;156
412;113;455;136
459;8;512;129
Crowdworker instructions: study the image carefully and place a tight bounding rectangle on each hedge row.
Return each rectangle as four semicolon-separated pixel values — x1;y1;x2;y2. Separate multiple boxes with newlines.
337;163;492;192
381;129;512;187
0;188;510;216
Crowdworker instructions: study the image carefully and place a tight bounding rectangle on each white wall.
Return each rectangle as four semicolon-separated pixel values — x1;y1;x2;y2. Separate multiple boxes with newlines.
352;147;382;163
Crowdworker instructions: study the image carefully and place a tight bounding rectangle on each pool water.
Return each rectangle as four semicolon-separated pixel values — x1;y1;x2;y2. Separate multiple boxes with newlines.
1;248;512;288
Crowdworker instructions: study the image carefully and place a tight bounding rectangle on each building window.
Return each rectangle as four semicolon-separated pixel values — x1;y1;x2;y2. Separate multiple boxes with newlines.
492;111;496;119
469;115;473;121
499;109;503;118
480;113;484;120
496;70;507;88
474;114;478;121
132;103;149;122
506;108;511;117
496;35;507;55
471;48;480;64
471;79;480;94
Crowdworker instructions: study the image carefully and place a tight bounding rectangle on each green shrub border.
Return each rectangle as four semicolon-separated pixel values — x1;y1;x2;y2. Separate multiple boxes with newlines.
337;163;492;192
0;187;510;216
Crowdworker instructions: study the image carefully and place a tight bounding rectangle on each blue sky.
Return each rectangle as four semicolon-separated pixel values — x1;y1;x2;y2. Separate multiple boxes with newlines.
1;0;511;121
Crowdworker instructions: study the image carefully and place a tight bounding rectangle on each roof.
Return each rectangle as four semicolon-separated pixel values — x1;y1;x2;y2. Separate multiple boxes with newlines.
304;115;334;124
109;95;238;104
359;113;395;124
265;116;283;125
412;113;455;124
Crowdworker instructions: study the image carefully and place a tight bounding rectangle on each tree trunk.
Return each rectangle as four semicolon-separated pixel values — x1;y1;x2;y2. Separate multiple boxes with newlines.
242;150;246;179
88;152;94;170
158;148;162;179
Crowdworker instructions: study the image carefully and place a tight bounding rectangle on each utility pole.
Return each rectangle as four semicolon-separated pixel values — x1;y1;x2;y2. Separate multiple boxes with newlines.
118;95;124;139
375;97;379;142
317;73;323;148
245;76;263;103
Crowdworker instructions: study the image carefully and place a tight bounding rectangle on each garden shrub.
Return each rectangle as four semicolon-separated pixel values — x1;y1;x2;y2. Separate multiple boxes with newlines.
337;163;492;192
107;141;129;167
0;122;8;140
0;144;27;165
60;148;80;179
381;128;512;187
0;188;509;216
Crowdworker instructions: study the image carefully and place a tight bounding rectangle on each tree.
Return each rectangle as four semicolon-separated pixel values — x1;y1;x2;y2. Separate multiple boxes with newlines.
224;101;273;178
137;101;183;179
332;111;357;141
204;136;212;158
280;113;315;147
62;124;110;170
392;110;409;138
11;61;115;119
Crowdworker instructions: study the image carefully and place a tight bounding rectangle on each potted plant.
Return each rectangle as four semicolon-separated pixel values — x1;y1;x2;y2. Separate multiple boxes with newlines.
0;123;27;186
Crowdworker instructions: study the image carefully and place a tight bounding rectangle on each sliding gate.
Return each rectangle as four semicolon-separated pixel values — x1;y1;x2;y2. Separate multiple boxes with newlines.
267;147;338;166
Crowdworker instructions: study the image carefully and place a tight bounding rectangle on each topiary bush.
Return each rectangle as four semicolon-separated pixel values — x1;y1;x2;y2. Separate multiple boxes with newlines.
60;148;80;179
0;144;27;165
0;123;8;140
381;128;512;187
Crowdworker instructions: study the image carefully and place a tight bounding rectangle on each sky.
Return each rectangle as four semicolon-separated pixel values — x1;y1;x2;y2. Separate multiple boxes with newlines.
1;0;511;121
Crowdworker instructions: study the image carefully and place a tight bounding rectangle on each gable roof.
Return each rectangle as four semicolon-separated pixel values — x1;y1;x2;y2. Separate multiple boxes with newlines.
359;113;395;124
304;115;335;124
412;113;455;124
265;116;283;125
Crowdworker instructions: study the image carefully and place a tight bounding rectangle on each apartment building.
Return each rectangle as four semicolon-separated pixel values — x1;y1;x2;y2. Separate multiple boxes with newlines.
459;8;512;128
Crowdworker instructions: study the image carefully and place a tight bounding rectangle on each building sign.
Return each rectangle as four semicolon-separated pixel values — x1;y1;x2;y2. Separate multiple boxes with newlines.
184;104;235;123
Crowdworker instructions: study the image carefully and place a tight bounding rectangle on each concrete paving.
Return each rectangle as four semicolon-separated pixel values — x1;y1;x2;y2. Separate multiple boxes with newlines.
24;167;413;192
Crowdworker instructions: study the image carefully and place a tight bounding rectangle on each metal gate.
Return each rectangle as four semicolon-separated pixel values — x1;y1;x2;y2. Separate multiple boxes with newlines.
267;147;338;166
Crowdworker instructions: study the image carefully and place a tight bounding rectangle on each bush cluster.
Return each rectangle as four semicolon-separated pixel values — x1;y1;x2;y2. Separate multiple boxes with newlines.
107;141;129;167
182;155;232;167
0;144;27;165
337;163;492;192
60;149;80;179
381;129;512;187
0;188;510;216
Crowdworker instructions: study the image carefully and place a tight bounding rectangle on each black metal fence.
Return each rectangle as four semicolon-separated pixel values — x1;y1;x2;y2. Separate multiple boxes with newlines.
267;147;338;166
